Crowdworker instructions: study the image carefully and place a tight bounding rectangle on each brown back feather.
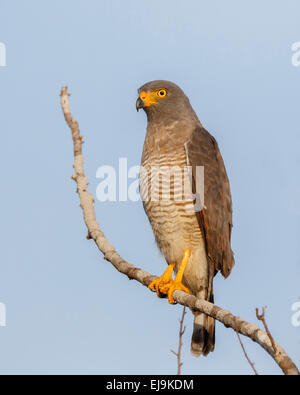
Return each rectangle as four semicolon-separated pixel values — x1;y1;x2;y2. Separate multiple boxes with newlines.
186;126;234;279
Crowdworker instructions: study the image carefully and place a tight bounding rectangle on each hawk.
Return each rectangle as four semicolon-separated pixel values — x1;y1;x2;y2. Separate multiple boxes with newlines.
136;80;234;356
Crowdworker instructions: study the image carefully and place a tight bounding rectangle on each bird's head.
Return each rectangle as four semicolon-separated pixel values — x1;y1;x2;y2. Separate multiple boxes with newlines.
136;80;196;123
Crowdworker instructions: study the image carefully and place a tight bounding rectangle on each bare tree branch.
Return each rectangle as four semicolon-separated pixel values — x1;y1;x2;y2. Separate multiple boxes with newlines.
256;306;277;355
60;86;299;376
171;306;186;375
236;331;259;375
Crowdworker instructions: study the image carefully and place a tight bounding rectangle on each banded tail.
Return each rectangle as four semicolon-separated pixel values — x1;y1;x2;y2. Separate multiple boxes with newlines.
190;291;215;356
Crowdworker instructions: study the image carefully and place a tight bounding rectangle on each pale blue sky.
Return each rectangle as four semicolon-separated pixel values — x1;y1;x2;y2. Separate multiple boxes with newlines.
0;0;299;374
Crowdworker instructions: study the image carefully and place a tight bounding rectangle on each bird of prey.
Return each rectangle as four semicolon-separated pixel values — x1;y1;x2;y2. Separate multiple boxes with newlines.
136;80;234;356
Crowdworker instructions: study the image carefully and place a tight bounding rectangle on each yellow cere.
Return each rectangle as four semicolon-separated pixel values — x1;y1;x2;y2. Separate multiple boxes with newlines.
139;88;167;107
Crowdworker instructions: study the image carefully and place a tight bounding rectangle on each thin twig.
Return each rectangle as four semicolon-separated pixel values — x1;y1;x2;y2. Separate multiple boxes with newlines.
60;86;299;376
171;306;187;375
256;307;277;355
236;332;259;375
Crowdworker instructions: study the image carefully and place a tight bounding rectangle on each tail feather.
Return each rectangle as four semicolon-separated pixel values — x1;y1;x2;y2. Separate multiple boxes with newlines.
190;312;215;357
190;288;215;357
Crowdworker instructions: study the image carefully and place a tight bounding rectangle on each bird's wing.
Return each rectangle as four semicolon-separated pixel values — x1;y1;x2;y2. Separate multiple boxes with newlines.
186;126;234;278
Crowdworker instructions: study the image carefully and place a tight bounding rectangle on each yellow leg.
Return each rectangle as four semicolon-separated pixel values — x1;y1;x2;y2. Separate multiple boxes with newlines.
168;249;191;304
148;263;175;298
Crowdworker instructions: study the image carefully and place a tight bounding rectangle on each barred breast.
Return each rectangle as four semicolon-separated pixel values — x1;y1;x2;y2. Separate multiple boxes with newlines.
140;129;208;293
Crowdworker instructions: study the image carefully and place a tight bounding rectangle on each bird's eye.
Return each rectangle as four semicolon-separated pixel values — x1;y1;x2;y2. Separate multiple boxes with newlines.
157;89;167;98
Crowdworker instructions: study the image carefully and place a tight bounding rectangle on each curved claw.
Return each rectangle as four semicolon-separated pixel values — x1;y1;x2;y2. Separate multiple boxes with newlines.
149;277;173;298
148;263;175;298
168;281;190;304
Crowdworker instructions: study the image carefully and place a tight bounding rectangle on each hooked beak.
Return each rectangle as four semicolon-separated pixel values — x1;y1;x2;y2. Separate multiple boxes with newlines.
136;97;144;112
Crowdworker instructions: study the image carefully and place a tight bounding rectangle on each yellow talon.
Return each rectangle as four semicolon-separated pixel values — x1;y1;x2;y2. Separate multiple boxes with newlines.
168;281;190;304
148;263;175;298
168;249;191;304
